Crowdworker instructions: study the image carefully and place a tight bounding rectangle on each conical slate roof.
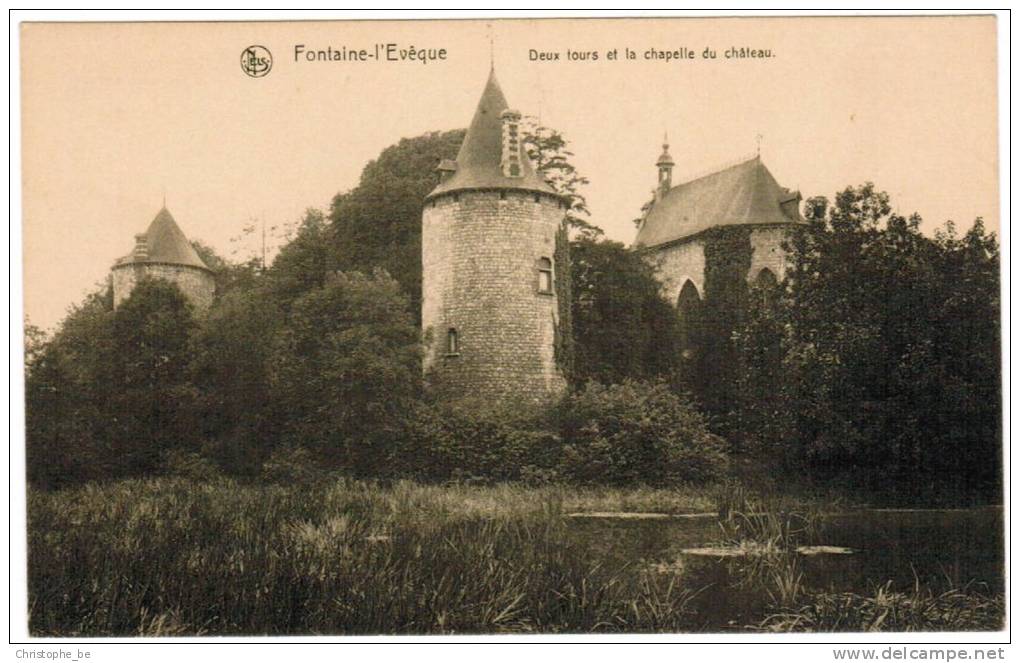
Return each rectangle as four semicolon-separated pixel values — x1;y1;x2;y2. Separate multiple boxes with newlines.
428;69;558;200
115;206;211;270
634;156;805;248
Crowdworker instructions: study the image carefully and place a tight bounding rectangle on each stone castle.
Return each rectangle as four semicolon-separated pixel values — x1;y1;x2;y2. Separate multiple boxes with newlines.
420;70;804;403
110;69;804;405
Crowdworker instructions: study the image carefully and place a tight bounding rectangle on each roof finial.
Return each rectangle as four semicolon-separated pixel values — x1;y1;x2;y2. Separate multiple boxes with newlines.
488;25;495;71
756;133;763;157
663;131;669;150
162;187;166;210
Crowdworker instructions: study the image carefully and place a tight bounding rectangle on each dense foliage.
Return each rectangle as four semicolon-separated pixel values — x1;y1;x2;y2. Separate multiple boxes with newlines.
330;131;465;321
398;380;724;486
269;270;422;474
399;404;561;483
557;381;728;486
569;238;681;387
731;184;1001;502
690;227;754;422
26;280;199;487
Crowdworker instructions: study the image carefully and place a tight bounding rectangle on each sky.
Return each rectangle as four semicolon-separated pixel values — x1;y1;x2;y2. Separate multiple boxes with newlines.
20;16;999;332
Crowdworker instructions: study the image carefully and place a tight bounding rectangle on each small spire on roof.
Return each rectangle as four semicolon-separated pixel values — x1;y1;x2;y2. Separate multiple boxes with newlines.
656;134;675;195
656;135;675;168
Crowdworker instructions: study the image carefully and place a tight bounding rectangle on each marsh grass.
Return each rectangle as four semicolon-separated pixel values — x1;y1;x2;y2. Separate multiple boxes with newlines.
710;483;824;607
28;478;1002;635
28;478;702;636
758;579;1005;632
707;483;1003;632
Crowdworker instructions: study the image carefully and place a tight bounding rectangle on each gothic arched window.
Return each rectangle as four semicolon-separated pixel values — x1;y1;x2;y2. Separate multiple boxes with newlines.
676;280;702;360
754;268;778;307
446;328;459;355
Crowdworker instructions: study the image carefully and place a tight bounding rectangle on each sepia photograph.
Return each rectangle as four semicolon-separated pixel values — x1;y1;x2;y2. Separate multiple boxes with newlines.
12;10;1007;647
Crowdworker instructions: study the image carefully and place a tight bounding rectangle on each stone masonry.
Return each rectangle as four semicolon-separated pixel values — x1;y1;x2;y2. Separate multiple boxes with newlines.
422;190;567;404
111;261;215;312
648;225;793;304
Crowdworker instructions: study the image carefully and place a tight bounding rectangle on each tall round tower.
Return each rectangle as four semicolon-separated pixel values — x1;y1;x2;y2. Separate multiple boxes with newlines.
111;206;216;313
422;69;569;405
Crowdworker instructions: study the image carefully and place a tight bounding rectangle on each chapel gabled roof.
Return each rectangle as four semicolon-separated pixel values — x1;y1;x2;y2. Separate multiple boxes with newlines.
427;69;558;200
633;156;805;249
114;206;211;270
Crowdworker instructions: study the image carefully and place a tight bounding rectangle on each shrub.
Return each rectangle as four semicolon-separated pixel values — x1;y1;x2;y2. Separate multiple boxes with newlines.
399;404;561;483
556;380;729;486
160;450;221;482
260;446;327;484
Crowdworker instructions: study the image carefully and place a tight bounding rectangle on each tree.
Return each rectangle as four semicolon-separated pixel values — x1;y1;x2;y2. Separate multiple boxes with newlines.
268;269;421;474
569;237;681;387
331;130;466;322
522;116;600;239
25;288;116;488
264;208;339;315
105;278;199;477
192;239;262;297
557;380;728;485
190;284;282;474
733;183;1001;502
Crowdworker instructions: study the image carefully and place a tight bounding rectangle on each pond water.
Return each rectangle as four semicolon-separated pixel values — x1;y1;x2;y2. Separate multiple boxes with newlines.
564;507;1004;630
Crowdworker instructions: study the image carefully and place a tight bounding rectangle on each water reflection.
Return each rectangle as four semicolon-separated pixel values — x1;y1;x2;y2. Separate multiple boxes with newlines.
564;507;1003;630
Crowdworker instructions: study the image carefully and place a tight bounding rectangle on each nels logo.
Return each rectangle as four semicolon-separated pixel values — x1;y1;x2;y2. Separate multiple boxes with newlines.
241;45;272;78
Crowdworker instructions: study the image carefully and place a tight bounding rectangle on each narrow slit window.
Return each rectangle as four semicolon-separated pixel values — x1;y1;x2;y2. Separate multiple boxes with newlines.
447;328;459;354
537;257;553;294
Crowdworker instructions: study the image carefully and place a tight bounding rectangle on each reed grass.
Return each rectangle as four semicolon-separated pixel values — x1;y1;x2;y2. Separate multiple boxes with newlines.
758;580;1005;632
28;478;703;635
27;478;1001;635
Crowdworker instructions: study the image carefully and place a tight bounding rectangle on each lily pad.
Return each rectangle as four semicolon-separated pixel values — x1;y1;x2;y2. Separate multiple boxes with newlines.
796;545;854;555
680;544;771;557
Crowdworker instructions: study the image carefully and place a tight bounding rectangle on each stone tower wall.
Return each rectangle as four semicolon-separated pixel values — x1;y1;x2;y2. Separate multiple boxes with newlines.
422;190;567;404
112;263;216;313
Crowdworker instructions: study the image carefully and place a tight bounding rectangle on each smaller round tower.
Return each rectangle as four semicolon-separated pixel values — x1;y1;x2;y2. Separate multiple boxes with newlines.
111;206;216;312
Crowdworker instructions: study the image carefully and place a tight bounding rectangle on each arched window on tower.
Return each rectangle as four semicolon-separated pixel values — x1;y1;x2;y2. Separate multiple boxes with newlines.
676;280;702;360
537;257;554;295
754;268;778;308
446;328;459;356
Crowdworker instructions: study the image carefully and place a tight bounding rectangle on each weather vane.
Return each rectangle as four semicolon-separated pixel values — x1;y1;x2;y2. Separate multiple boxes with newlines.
488;24;494;69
